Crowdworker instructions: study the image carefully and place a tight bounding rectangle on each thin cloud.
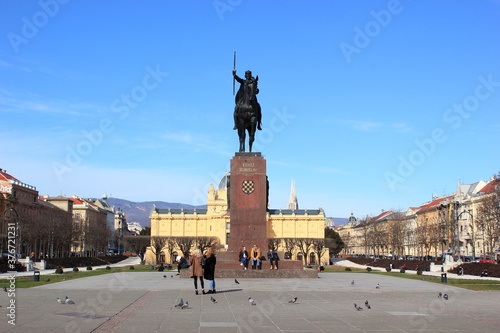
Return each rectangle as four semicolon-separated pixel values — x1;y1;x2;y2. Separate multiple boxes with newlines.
160;131;230;155
0;91;96;116
342;120;382;132
341;120;413;133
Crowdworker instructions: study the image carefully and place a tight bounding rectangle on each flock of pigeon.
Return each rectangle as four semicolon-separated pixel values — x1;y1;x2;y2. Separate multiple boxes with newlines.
56;296;75;304
351;280;381;289
174;278;298;310
49;277;449;312
354;300;372;311
438;292;449;300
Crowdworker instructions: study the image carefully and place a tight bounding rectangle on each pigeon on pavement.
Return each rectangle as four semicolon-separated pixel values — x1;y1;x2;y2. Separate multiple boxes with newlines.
210;296;217;303
3;286;7;292
351;280;355;285
65;296;75;304
235;279;240;284
354;303;363;311
443;294;449;300
248;297;256;305
376;283;380;289
438;292;442;298
288;297;298;304
175;298;184;308
163;275;166;278
57;297;65;304
181;301;189;309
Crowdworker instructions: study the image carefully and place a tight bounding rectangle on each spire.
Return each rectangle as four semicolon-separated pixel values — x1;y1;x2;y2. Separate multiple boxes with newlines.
287;179;298;210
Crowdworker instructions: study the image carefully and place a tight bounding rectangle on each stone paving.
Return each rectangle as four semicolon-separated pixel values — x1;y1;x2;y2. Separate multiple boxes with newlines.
1;266;499;333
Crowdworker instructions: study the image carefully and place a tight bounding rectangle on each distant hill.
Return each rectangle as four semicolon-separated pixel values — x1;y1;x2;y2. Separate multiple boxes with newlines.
332;217;348;226
106;198;206;227
107;197;348;228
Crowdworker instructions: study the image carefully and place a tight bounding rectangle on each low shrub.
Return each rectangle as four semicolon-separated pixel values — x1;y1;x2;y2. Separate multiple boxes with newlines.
55;267;63;274
345;267;352;271
366;267;372;272
73;267;79;272
86;266;93;271
129;266;135;270
105;266;111;270
386;267;391;272
417;269;423;276
400;268;406;273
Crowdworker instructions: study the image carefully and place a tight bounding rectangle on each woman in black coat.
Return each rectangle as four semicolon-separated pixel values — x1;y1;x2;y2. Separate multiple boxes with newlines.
203;246;217;294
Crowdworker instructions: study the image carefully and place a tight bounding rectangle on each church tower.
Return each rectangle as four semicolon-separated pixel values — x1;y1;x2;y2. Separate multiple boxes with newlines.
287;179;298;210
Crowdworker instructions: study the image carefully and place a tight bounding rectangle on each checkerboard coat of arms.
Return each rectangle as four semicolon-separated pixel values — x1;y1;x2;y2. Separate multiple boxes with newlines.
241;180;255;194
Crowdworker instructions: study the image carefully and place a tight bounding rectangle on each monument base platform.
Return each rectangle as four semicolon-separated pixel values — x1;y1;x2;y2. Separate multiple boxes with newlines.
179;268;318;279
179;251;317;278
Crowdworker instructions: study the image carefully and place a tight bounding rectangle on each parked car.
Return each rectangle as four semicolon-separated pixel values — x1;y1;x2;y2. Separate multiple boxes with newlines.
479;257;492;263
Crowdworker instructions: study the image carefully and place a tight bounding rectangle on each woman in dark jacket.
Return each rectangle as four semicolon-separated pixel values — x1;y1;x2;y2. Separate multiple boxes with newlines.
239;246;249;270
203;246;217;294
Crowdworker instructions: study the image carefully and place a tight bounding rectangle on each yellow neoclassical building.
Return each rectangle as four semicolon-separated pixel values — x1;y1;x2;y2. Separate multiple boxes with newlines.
147;174;327;263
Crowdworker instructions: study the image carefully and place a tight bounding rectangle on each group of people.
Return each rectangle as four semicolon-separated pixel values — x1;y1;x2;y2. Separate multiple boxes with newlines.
176;247;217;295
239;245;280;270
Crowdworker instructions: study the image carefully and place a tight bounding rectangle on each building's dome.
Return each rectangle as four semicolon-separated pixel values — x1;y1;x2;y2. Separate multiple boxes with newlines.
218;172;230;190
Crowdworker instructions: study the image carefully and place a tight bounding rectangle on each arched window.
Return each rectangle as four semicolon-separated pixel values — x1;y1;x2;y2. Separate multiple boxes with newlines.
160;251;165;264
310;252;316;264
296;252;303;262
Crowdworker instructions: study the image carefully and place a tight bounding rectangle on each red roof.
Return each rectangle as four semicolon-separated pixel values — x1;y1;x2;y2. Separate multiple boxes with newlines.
68;197;85;205
0;169;20;182
478;179;500;194
370;210;394;222
416;196;453;213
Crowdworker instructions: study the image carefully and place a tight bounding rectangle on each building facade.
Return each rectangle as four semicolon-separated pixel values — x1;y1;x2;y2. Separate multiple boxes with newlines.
337;178;500;261
147;176;327;264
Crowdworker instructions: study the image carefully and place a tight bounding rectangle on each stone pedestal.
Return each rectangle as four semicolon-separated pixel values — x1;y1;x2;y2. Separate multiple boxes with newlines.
181;152;317;279
227;152;268;257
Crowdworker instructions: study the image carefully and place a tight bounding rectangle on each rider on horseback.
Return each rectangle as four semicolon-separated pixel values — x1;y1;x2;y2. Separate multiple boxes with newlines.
233;70;262;131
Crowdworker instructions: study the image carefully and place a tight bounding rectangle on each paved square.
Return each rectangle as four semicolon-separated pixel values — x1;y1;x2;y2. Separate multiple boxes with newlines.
1;272;499;332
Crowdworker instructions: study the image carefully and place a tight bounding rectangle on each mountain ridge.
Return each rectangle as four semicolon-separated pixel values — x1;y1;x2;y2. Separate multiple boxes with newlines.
106;198;348;228
106;197;206;227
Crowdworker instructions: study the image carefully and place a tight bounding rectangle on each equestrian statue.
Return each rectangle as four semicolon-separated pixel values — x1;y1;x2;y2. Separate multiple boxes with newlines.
232;65;262;152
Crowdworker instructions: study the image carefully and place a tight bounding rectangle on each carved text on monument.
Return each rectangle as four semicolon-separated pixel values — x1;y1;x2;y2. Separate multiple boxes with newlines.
239;162;256;173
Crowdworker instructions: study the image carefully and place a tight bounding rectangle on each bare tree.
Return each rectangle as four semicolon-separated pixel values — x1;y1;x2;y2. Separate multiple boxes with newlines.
196;236;220;253
123;236;150;257
268;238;281;251
311;238;328;266
282;238;297;259
295;238;315;265
388;220;405;258
367;222;385;257
165;237;178;262
417;217;440;258
476;187;500;259
150;236;169;264
359;222;370;255
176;236;196;258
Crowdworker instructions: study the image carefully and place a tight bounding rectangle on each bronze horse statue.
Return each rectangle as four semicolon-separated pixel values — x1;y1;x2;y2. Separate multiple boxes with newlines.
233;70;262;152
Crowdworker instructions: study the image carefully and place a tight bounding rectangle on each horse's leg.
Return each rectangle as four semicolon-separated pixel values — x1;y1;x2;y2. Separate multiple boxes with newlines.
248;122;256;152
238;126;246;152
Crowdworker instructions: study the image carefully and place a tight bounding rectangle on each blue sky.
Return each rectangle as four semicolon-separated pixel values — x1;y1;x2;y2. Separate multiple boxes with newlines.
1;0;499;221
